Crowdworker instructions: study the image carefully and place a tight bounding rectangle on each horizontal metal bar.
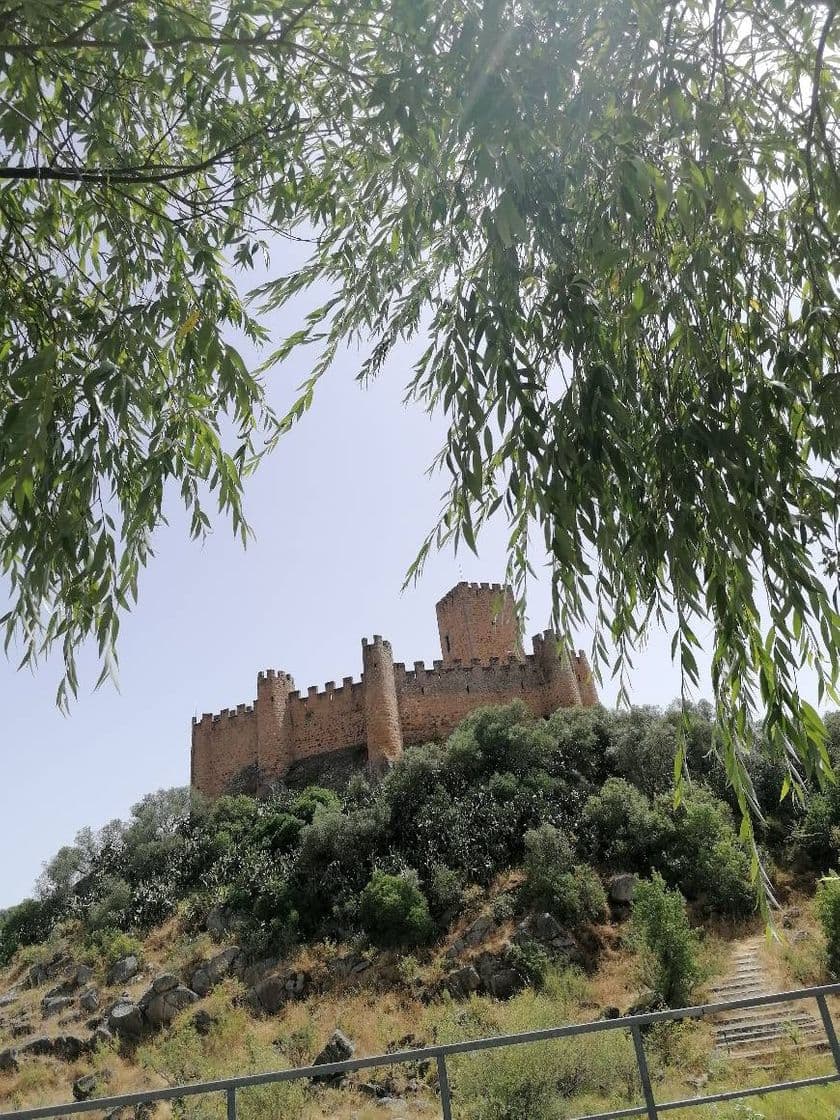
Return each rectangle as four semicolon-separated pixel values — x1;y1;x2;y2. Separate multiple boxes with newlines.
2;983;839;1120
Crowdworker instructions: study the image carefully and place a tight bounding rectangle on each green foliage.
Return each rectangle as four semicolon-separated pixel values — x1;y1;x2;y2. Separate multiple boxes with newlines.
520;824;606;928
0;897;54;965
84;928;144;967
815;876;840;978
583;780;753;918
358;870;433;948
631;874;701;1008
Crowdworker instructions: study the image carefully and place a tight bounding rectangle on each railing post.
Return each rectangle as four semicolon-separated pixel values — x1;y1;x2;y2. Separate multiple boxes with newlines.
816;993;840;1073
437;1054;453;1120
630;1023;659;1120
226;1087;236;1120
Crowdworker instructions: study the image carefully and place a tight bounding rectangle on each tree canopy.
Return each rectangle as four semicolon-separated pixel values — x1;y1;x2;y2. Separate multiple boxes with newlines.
1;0;839;897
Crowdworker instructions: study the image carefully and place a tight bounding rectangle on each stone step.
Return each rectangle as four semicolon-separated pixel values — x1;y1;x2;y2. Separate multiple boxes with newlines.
718;1039;829;1062
714;1011;819;1029
716;1023;823;1046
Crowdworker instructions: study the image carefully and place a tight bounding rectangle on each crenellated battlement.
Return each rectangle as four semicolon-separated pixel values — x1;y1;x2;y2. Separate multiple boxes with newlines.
191;580;596;798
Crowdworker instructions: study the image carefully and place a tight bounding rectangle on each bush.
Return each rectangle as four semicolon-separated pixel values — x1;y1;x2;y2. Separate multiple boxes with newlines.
84;928;144;967
0;898;54;965
520;825;607;928
358;870;433;948
815;875;840;978
631;874;701;1007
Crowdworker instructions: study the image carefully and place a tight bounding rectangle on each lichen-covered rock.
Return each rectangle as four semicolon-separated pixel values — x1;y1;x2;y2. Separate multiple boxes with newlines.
463;914;496;946
42;994;74;1018
80;986;100;1012
191;946;242;997
108;1001;145;1041
446;966;481;997
107;955;139;986
312;1029;355;1081
140;985;198;1029
150;974;180;995
0;988;19;1008
513;914;577;956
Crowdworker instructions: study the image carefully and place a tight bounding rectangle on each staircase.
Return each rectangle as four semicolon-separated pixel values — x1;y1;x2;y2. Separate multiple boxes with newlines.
711;938;828;1062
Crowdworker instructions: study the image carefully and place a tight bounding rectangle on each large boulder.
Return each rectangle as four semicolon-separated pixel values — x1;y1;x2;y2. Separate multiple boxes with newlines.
608;874;637;905
312;1030;355;1082
446;966;481;998
0;1048;19;1073
513;913;577;957
140;985;198;1029
80;987;100;1012
42;994;74;1018
19;1034;89;1061
108;1001;145;1041
190;947;242;997
251;971;309;1015
107;955;139;986
488;969;526;1000
463;914;496;947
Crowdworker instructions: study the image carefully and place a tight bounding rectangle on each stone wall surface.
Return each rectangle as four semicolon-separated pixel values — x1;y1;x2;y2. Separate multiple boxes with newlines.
191;582;598;797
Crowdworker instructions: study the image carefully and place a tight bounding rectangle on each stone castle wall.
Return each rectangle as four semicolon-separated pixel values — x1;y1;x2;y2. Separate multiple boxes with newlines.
191;582;598;797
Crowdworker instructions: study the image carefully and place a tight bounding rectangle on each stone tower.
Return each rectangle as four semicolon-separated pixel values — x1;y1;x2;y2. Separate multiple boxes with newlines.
362;635;403;773
256;669;295;781
532;631;582;711
436;581;521;665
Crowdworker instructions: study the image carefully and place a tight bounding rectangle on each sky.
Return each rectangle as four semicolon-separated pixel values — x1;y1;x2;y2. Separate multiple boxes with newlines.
0;254;810;910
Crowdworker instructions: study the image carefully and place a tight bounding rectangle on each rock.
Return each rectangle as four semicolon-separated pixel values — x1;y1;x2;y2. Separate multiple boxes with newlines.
444;940;465;961
141;986;198;1029
93;1025;114;1046
75;964;94;987
463;914;496;946
600;1006;621;1020
312;1029;355;1082
252;975;287;1015
192;1009;217;1036
42;995;74;1018
608;874;637;904
446;966;481;997
80;987;100;1012
109;1001;145;1041
26;953;70;989
10;1017;32;1038
0;988;19;1008
191;946;241;997
107;955;139;986
19;1034;89;1061
150;974;180;994
240;957;280;988
0;1048;19;1073
73;1073;100;1101
205;906;245;941
488;969;526;1000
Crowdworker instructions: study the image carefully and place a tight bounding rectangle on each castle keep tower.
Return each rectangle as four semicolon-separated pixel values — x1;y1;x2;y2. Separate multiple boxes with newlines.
191;580;598;798
436;581;521;665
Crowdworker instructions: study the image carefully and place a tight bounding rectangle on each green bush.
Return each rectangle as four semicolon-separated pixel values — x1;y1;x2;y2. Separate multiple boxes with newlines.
0;898;54;965
520;825;607;927
358;869;433;948
84;928;144;967
631;874;701;1007
815;875;840;978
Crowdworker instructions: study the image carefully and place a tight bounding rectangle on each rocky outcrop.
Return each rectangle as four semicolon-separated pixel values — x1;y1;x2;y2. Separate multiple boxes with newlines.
108;1001;145;1042
139;978;198;1029
190;947;242;997
107;955;140;986
312;1029;355;1082
250;970;309;1014
19;1034;90;1061
608;874;637;905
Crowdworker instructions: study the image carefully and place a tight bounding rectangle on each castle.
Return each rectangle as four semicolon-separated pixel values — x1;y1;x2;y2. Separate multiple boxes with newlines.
191;581;598;797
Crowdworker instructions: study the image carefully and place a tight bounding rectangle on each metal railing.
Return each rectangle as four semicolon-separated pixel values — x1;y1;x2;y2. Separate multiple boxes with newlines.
2;983;840;1120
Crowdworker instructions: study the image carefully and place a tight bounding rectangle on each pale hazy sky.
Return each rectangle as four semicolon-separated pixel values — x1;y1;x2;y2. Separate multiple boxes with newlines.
0;256;812;909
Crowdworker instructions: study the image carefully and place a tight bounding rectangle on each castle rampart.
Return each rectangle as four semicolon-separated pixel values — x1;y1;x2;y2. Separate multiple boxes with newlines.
191;582;598;797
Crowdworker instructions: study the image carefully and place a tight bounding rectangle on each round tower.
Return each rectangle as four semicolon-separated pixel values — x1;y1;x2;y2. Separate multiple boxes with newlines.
435;581;521;665
256;669;295;782
362;635;403;774
533;631;582;713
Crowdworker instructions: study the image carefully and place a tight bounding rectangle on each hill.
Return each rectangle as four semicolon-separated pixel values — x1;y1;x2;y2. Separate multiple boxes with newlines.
2;701;840;1118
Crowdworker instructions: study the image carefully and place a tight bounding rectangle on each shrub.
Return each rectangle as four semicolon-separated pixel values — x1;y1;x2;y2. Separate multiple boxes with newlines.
0;898;54;965
815;875;840;978
631;874;701;1007
358;869;433;948
582;778;673;871
426;863;464;924
84;928;144;967
521;825;606;927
